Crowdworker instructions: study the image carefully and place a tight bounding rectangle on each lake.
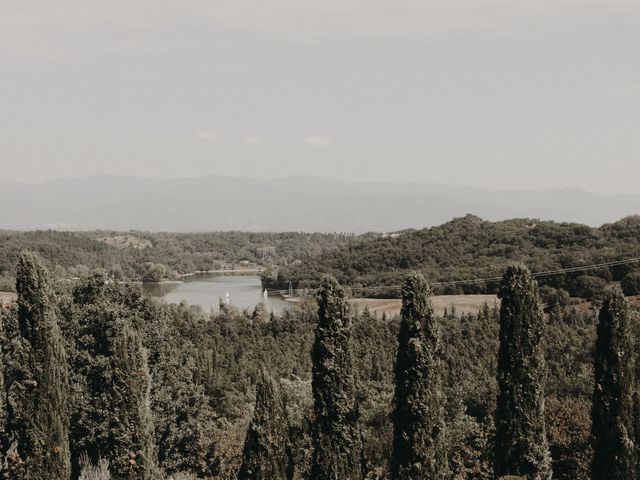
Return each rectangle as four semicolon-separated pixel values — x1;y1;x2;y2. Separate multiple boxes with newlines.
142;274;292;314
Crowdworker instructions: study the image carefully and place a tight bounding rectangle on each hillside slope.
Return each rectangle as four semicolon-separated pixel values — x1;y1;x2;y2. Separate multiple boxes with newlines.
263;215;640;299
0;230;352;290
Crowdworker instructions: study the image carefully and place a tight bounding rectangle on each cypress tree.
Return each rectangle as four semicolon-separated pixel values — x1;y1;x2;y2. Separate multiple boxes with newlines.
2;252;71;479
591;289;635;480
391;272;447;480
238;369;288;480
194;348;218;398
111;321;157;479
70;278;158;480
494;264;552;480
147;312;217;477
310;276;362;480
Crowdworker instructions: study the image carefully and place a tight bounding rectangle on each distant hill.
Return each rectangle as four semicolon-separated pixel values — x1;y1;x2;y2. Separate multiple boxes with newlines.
2;174;640;232
0;230;352;290
263;215;640;300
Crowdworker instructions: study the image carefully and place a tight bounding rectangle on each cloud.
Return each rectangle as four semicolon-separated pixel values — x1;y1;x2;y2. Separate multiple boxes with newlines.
243;135;260;145
304;135;330;147
196;130;218;143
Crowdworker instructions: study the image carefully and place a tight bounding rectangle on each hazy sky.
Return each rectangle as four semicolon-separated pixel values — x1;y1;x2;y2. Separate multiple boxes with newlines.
1;1;640;194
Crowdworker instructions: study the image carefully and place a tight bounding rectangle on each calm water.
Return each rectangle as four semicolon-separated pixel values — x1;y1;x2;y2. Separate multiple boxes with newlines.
142;274;292;314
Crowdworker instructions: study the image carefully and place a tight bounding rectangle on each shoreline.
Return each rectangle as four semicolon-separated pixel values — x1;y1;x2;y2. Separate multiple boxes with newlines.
175;268;265;278
142;267;267;286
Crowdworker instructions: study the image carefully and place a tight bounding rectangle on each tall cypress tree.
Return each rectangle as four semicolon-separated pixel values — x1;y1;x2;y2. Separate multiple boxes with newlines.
591;289;635;480
310;276;362;480
494;264;552;480
70;277;157;480
146;306;217;477
111;321;157;479
391;272;447;480
2;252;71;479
238;369;288;480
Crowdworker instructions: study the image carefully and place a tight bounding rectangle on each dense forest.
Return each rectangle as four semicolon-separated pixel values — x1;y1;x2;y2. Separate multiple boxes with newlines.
1;252;638;479
0;230;354;290
262;215;640;301
6;215;640;304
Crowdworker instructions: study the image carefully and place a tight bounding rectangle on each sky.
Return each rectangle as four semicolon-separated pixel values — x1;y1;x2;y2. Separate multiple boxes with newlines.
1;0;640;194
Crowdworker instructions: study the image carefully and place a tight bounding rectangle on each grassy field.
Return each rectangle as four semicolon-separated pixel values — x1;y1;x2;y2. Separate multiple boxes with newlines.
6;289;635;317
351;294;499;317
1;290;497;315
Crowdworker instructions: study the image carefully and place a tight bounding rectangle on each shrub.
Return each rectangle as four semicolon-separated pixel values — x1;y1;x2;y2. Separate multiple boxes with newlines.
621;272;640;296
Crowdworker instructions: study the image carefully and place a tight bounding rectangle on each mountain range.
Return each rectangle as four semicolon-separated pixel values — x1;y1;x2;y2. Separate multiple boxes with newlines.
1;174;639;232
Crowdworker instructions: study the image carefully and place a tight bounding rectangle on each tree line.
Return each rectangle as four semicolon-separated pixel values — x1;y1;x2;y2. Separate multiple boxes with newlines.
245;268;638;479
1;252;638;478
263;215;640;302
0;230;354;290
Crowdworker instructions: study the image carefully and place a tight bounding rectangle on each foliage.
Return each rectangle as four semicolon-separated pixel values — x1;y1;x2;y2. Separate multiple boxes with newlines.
591;290;636;479
494;264;552;480
1;250;639;479
142;262;167;282
572;275;608;302
264;215;640;299
237;369;288;480
545;395;591;480
539;286;571;310
66;277;158;479
391;273;447;479
310;276;362;480
0;230;352;286
621;272;640;296
1;253;71;479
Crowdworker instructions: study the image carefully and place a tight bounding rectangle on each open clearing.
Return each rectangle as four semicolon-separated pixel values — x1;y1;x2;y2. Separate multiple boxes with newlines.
351;294;499;317
96;234;152;249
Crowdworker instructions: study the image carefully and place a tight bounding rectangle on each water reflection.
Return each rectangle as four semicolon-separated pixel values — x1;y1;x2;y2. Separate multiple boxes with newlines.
142;274;291;314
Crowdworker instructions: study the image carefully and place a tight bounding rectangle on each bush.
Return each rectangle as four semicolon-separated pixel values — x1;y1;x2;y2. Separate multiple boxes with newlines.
621;272;640;296
571;276;608;301
539;286;571;309
545;395;591;480
142;262;167;282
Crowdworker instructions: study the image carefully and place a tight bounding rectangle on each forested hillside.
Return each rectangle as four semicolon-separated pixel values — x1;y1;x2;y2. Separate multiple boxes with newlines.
263;215;640;300
1;253;632;479
0;230;354;290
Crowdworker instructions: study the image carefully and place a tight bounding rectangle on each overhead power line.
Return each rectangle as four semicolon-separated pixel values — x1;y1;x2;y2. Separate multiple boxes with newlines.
431;257;640;288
